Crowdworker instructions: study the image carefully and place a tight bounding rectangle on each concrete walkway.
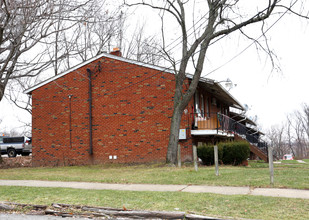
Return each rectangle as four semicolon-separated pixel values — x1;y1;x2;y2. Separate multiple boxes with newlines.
0;180;308;199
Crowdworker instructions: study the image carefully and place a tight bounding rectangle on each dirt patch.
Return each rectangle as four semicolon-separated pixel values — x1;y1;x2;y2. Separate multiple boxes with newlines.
0;156;32;169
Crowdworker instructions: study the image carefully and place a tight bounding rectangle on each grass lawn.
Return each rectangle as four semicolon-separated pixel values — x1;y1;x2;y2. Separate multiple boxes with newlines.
0;186;308;220
0;161;308;189
281;160;302;164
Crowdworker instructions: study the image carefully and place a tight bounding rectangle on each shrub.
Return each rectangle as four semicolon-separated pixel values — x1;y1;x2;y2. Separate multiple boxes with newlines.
197;141;250;166
197;144;223;165
220;141;250;165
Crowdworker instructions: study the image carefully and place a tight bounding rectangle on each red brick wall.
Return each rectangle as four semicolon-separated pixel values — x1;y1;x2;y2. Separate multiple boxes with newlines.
32;56;194;166
32;61;93;166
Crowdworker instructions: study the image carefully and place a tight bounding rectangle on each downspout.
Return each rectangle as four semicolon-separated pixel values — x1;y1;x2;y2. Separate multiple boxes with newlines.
68;95;72;148
87;68;93;155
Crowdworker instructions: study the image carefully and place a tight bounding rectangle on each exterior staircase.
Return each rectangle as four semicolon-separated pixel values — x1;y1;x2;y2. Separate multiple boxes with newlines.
234;134;268;162
217;113;269;162
249;144;268;162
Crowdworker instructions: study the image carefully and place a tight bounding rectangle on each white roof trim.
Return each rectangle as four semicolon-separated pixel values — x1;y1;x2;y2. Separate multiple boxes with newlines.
24;53;175;94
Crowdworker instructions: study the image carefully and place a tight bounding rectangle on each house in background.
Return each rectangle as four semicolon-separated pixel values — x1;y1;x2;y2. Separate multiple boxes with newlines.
24;49;268;166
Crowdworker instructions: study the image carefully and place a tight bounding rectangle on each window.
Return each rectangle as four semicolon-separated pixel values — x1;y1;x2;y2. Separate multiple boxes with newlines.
3;137;24;143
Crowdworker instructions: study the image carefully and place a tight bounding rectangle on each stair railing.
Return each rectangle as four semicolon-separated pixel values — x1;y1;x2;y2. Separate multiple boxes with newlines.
217;113;268;154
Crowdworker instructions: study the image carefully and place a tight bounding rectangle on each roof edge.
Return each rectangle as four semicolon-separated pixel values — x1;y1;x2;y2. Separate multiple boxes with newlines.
215;82;245;110
23;53;243;112
24;53;175;94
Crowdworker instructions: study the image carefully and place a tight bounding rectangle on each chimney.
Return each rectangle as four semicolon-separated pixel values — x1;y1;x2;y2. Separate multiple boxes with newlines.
110;47;122;57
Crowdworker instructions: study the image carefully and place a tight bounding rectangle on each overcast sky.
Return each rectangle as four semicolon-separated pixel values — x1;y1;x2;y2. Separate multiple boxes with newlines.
207;12;309;130
1;1;309;135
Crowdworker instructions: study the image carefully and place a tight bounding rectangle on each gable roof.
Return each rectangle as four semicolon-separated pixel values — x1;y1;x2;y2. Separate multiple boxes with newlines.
24;53;175;94
24;53;244;110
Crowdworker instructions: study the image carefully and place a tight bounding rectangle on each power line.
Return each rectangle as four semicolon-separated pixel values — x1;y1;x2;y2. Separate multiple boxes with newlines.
98;2;298;97
163;9;210;52
205;0;298;76
12;3;297;105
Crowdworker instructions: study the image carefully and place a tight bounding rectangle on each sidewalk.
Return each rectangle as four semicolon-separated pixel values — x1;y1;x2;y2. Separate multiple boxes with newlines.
0;180;308;199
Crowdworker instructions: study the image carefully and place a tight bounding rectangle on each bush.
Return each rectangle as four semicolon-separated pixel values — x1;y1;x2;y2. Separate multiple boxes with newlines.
197;141;250;166
220;141;250;165
197;144;223;165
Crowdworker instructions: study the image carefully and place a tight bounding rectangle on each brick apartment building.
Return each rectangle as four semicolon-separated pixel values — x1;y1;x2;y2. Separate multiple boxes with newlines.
25;50;267;166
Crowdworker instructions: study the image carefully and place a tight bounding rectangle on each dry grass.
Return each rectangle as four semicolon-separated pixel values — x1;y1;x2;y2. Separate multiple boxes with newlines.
0;161;308;189
0;186;308;220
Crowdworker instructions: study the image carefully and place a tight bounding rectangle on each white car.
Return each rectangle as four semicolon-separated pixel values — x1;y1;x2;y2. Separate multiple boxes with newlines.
0;136;32;157
283;154;294;160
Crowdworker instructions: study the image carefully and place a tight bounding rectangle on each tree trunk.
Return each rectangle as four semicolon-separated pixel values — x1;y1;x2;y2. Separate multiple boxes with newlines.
166;106;182;164
0;83;5;102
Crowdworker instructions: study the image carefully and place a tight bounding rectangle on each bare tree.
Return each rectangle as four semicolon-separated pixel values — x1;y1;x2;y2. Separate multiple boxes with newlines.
121;22;164;65
124;0;309;164
56;0;125;63
294;104;309;158
63;1;163;65
0;0;92;102
4;0;163;132
1;0;127;124
40;0;162;71
300;104;309;148
276;104;309;159
6;77;33;114
286;115;296;157
268;124;286;159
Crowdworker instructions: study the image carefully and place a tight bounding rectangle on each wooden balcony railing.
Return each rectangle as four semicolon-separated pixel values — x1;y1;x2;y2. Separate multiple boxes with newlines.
192;112;220;130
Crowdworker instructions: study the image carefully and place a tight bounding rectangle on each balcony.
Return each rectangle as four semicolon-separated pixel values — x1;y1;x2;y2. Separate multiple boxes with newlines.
191;112;234;137
191;112;268;155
